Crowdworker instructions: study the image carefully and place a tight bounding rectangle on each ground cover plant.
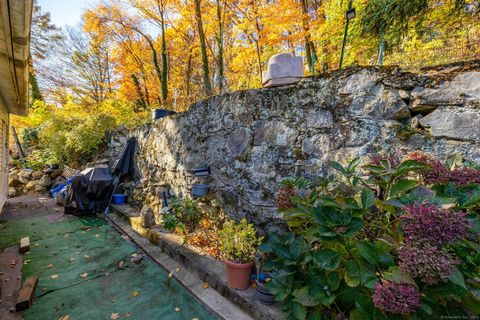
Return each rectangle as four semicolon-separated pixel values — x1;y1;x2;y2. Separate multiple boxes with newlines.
261;151;480;319
162;198;227;257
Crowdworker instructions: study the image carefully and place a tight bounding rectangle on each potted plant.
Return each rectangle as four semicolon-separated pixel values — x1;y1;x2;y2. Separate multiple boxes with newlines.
219;218;263;290
254;253;274;305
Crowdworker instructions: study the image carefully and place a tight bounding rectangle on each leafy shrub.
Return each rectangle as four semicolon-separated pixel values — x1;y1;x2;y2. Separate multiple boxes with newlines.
219;218;263;263
260;151;480;319
11;98;149;167
21;127;39;149
163;198;226;257
169;198;202;232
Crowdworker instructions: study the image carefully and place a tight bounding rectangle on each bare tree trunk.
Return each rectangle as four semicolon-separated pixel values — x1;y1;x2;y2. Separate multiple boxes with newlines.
301;0;317;72
194;0;213;96
186;52;192;97
159;3;168;106
216;0;225;94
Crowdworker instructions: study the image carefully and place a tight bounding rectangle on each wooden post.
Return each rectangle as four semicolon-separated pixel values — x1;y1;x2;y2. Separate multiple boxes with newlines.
15;276;38;311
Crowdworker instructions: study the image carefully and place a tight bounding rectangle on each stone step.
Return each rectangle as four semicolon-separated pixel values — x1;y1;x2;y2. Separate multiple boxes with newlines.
109;204;284;320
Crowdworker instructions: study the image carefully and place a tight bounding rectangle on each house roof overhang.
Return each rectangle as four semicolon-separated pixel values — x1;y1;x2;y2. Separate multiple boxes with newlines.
0;0;32;117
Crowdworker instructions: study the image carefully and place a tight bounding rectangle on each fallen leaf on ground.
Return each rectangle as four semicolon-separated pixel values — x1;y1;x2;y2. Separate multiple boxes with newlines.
176;267;180;272
168;272;173;278
202;282;209;289
95;234;100;238
80;273;88;278
131;290;139;297
50;274;59;279
124;313;131;318
47;263;54;269
58;315;70;320
174;307;181;312
111;313;120;320
84;255;90;259
118;261;124;269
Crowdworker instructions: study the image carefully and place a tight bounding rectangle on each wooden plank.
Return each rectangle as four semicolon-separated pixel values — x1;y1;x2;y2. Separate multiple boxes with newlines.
15;276;38;312
19;236;29;254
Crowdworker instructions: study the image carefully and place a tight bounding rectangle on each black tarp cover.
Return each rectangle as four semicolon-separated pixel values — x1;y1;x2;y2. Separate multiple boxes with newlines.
64;137;136;216
64;167;114;215
112;137;136;179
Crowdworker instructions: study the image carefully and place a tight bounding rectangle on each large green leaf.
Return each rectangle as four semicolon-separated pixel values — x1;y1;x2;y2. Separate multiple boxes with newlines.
326;271;341;291
393;160;429;178
459;185;480;207
292;287;321;307
313;249;341;270
291;301;307;320
258;242;273;253
347;157;362;172
267;272;293;301
355;240;394;266
389;179;418;198
345;259;376;287
329;161;346;174
448;269;467;290
290;236;307;259
361;188;376;209
342;218;364;237
383;266;415;285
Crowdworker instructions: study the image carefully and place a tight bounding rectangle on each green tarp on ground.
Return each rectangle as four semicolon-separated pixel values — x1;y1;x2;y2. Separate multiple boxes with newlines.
0;215;217;320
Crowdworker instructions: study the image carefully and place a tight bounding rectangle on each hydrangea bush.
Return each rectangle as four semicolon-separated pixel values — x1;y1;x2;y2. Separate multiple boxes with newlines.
260;151;480;319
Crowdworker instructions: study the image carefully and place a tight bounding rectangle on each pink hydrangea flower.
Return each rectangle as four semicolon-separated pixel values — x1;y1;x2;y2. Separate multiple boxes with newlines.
373;280;420;314
398;243;459;285
401;204;467;246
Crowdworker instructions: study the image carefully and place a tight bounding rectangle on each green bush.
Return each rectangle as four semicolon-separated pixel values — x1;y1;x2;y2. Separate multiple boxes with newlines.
13;98;149;167
219;218;263;263
260;151;480;319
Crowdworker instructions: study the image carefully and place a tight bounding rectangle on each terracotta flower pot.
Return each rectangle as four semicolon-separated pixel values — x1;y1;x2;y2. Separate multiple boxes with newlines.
224;259;255;290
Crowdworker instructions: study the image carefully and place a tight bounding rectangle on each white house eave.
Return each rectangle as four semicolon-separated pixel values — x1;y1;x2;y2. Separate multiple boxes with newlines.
0;0;33;117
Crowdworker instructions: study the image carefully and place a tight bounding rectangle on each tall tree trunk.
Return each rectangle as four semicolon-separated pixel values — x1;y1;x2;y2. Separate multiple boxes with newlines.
300;0;317;73
186;52;192;97
160;8;168;105
143;36;164;96
194;0;213;96
216;0;224;94
131;73;147;111
254;16;263;82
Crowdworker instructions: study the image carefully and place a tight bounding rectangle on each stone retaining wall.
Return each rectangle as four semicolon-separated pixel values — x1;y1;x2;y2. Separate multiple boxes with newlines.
118;65;480;230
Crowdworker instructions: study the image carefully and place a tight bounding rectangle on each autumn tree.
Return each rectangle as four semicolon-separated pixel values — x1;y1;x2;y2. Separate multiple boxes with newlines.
85;3;168;105
30;0;63;102
194;0;213;96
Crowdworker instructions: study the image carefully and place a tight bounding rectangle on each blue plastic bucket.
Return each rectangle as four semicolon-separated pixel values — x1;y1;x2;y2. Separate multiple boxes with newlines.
112;194;127;205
